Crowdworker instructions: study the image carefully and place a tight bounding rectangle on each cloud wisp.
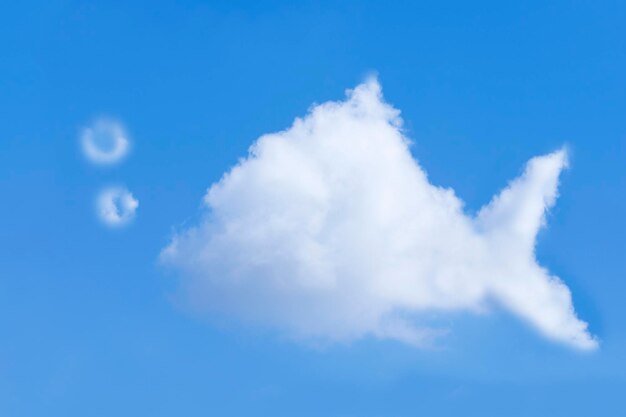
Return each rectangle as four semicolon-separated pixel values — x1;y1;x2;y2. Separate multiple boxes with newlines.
81;118;130;165
96;186;139;227
161;78;597;351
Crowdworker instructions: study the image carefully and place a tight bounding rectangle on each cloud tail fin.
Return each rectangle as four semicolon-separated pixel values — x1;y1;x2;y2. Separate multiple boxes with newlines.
476;148;569;252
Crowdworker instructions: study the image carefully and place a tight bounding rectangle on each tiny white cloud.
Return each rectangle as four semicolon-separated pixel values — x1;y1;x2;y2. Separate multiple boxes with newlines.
96;186;139;227
81;118;130;165
162;78;597;351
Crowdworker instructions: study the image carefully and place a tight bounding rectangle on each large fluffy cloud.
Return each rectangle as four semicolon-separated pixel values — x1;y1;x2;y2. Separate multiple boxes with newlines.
162;78;597;350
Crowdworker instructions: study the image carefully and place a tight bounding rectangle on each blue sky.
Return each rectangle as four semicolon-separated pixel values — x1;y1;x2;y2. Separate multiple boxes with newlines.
1;1;626;415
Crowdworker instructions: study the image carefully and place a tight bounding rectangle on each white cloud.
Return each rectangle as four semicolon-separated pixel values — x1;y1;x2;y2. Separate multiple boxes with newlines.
96;186;139;227
161;78;597;351
81;118;130;165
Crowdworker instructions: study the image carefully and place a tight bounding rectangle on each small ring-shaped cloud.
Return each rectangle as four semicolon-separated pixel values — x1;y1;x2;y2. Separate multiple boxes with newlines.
96;186;139;227
81;119;130;165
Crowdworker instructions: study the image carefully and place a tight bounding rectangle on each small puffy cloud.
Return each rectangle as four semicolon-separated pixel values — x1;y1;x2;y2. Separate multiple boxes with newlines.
161;78;597;351
81;118;130;165
96;186;138;227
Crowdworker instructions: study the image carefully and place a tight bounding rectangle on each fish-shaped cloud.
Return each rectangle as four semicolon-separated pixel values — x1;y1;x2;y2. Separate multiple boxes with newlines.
162;78;597;350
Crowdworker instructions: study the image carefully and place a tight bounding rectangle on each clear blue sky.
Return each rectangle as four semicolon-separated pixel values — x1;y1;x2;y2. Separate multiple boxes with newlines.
1;1;625;416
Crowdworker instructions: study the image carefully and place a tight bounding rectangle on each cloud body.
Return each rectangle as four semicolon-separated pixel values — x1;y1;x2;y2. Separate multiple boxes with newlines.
81;118;130;165
96;186;138;227
162;78;597;350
